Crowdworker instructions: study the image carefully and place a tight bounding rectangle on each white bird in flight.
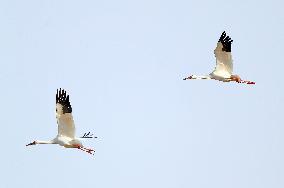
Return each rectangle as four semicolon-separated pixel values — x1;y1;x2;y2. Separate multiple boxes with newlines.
183;31;255;84
26;88;96;155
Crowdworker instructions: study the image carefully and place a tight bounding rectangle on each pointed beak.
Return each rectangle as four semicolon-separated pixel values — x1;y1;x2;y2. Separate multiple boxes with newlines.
183;75;193;80
26;141;36;146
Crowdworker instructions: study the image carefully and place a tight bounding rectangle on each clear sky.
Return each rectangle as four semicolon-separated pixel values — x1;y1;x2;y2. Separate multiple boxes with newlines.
0;0;283;188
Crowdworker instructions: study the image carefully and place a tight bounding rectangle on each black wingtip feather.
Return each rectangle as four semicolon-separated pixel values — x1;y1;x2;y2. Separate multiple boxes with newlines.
218;31;233;52
56;88;72;114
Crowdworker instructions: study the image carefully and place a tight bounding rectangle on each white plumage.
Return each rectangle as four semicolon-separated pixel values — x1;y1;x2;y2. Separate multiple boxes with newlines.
26;88;95;155
211;39;233;79
184;31;255;84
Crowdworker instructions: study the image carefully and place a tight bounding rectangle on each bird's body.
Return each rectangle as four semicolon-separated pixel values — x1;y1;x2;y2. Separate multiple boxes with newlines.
52;135;80;148
184;31;255;84
26;88;95;155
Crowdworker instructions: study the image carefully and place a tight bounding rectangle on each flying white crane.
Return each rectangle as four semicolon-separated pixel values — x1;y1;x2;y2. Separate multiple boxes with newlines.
26;88;96;155
183;31;255;84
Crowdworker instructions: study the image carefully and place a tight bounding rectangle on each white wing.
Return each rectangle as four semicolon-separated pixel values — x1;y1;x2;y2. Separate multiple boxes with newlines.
211;31;233;78
56;88;75;138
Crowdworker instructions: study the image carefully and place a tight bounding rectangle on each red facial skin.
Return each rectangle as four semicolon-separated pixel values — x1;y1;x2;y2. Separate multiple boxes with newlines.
183;75;192;80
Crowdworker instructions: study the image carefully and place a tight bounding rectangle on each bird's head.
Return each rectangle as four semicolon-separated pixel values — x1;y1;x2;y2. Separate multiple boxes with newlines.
188;75;198;79
183;75;196;80
26;141;37;146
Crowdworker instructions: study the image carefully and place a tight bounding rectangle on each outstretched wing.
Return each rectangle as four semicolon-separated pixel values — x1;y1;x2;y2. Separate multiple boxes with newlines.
212;31;233;78
56;88;75;138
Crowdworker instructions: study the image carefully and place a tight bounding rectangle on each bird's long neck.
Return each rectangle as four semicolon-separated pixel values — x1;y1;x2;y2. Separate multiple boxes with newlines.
36;140;55;144
184;75;211;80
193;75;211;79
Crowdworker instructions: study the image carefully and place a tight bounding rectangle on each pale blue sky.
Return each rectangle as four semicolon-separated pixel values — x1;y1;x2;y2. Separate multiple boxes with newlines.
0;0;283;188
